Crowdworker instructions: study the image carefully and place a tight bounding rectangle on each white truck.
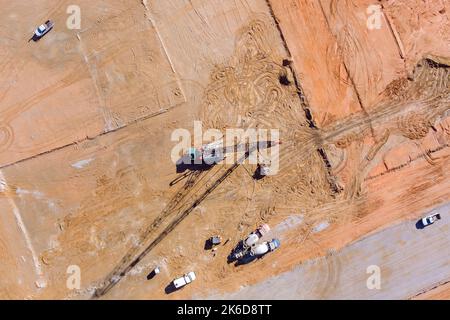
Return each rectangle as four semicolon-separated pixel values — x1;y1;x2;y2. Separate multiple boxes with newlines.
32;20;54;40
172;271;196;289
243;224;270;247
249;239;280;257
421;213;441;227
229;224;271;261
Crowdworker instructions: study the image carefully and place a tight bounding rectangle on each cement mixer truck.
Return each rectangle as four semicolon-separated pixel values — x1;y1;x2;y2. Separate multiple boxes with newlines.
228;224;271;261
249;239;280;257
232;238;280;264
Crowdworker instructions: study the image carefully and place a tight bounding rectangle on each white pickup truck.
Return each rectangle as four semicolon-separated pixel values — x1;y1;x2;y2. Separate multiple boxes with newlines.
421;213;441;227
172;271;196;289
33;20;54;40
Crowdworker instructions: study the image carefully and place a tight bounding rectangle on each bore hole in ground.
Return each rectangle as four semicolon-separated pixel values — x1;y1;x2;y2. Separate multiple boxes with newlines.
282;59;292;66
279;74;291;86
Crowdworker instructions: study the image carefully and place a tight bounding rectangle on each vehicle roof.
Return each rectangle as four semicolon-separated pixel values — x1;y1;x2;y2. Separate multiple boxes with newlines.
173;278;186;287
245;233;259;246
252;242;269;255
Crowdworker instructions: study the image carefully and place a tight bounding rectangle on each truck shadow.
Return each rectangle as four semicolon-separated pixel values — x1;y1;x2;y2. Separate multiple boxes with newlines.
169;159;211;187
164;282;179;295
146;270;157;280
204;239;213;250
252;168;265;180
226;240;244;264
234;255;257;266
415;220;425;230
29;34;41;42
175;155;212;174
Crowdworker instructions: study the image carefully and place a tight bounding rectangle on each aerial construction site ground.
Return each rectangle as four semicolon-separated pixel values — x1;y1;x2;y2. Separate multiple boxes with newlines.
0;0;449;300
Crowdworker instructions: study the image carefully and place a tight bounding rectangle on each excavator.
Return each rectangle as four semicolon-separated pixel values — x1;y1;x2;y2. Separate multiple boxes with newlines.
187;139;280;168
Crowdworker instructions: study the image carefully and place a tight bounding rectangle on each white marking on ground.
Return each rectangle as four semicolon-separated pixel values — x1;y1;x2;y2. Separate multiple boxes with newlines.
313;220;330;233
129;261;153;276
77;35;115;131
273;215;304;233
271;215;304;241
15;188;58;213
16;188;44;198
12;204;43;277
71;158;94;169
0;171;46;286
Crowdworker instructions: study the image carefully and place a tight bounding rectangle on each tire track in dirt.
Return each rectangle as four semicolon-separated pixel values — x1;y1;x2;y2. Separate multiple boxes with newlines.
0;98;180;170
90;17;314;297
91;169;209;296
0;69;91;155
318;0;380;138
90;135;278;297
5;5;447;298
0;125;14;153
93;148;258;297
201;18;337;206
0;1;69;154
0;2;187;162
90;7;447;300
0;0;67;104
279;57;448;206
380;3;406;59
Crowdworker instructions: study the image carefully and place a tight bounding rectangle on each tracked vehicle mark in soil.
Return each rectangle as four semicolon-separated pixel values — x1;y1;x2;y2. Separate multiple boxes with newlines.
202;19;336;205
92;17;340;298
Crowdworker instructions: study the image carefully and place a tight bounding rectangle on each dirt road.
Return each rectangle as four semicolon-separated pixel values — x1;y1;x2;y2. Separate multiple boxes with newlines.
215;203;450;299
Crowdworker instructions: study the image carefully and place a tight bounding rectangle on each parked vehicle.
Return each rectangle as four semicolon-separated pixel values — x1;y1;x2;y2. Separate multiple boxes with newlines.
421;213;441;227
172;271;196;289
229;224;271;261
243;224;270;248
249;238;280;257
233;239;281;265
147;266;160;280
33;20;54;40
